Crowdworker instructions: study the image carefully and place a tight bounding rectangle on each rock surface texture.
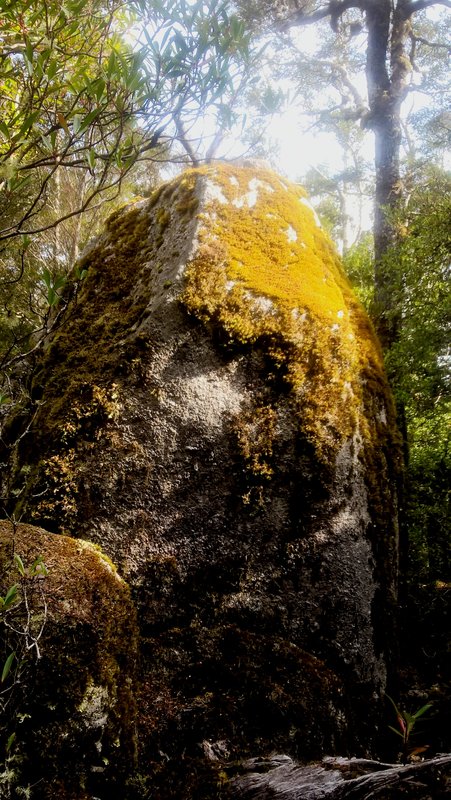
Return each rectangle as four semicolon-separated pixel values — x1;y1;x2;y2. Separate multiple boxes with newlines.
1;164;401;797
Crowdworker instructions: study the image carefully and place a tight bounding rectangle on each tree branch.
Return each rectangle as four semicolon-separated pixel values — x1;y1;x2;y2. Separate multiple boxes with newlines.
278;1;367;32
409;0;451;13
410;32;451;50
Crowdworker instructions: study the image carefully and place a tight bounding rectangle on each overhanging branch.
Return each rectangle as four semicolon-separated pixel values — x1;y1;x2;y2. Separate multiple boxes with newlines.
278;0;367;32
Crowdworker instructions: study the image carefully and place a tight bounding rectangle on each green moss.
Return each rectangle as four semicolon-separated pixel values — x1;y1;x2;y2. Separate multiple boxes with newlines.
156;207;171;229
4;162;400;531
6;195;166;524
175;194;199;216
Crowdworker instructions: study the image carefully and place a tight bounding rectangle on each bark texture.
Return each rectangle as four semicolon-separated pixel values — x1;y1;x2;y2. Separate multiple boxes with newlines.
228;753;451;799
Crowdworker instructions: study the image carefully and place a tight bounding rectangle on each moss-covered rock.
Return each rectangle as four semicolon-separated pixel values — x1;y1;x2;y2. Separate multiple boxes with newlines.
0;164;402;793
0;520;138;799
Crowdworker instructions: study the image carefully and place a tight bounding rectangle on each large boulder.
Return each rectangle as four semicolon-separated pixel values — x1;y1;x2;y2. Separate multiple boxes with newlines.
0;520;137;799
1;164;401;795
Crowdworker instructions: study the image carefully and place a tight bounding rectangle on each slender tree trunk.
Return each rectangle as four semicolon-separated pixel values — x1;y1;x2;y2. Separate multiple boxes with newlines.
365;0;412;349
364;1;414;600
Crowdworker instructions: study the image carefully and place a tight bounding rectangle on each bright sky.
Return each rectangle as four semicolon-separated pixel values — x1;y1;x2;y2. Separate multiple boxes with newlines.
266;110;373;183
161;6;449;241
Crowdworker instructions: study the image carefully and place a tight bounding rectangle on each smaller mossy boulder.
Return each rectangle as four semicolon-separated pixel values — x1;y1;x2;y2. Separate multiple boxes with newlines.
0;520;138;800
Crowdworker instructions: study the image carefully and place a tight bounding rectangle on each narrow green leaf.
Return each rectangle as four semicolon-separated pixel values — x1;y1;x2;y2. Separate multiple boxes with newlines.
79;108;100;133
41;267;52;289
107;51;117;79
4;584;18;607
13;553;25;577
413;703;432;720
41;133;51;150
2;652;15;683
53;275;67;291
6;732;16;752
87;149;96;170
72;114;82;135
25;39;33;65
35;53;44;80
47;59;58;80
94;78;106;101
17;110;40;140
388;725;404;739
126;73;142;92
10;174;32;194
0;121;9;140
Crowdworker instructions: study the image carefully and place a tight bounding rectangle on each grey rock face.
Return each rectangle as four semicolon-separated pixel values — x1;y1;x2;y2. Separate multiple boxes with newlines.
1;164;401;793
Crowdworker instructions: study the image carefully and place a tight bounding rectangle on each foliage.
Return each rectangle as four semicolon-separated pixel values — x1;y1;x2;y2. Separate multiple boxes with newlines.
0;524;49;798
0;0;254;402
387;694;432;763
343;166;450;583
1;0;145;241
342;233;374;308
0;0;252;242
383;167;450;581
235;0;451;350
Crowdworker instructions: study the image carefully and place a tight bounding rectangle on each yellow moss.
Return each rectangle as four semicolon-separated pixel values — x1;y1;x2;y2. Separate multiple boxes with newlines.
156;207;171;229
233;404;277;505
177;163;388;463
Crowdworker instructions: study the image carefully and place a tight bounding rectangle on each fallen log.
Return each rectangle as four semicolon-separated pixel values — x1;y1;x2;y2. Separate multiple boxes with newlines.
228;753;451;799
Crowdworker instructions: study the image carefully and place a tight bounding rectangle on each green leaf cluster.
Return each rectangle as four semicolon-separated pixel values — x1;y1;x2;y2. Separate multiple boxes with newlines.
0;0;254;400
385;169;450;580
387;694;432;761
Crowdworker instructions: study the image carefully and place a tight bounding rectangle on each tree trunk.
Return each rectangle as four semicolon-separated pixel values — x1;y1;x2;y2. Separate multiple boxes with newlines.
365;0;412;349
